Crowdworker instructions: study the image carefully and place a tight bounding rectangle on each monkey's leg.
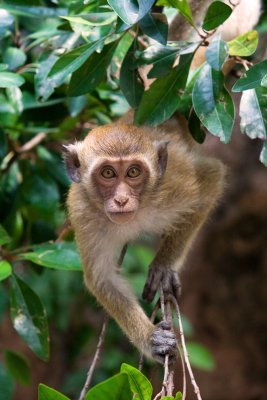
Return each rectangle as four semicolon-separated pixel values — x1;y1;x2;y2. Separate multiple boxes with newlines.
143;158;225;303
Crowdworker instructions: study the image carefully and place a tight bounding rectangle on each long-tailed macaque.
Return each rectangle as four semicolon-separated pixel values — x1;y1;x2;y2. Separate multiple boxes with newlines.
64;0;261;363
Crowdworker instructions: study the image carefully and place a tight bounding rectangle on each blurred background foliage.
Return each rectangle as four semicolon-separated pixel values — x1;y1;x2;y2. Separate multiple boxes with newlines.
0;0;267;399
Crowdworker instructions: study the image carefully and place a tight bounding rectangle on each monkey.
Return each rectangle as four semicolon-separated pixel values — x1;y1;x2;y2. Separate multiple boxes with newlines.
64;119;225;363
63;0;261;363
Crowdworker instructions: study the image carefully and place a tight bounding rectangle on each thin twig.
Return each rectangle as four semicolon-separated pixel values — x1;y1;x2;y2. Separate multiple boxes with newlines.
170;295;202;400
78;244;128;400
17;132;46;153
78;314;109;400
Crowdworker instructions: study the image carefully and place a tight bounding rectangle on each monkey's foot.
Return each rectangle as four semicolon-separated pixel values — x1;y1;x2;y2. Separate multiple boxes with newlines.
151;321;177;364
142;266;181;303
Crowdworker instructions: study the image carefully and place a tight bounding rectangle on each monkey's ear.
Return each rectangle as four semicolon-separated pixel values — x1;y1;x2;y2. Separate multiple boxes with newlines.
62;144;81;183
154;140;169;177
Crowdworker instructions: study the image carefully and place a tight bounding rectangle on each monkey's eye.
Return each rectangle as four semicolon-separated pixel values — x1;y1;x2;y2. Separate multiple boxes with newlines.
101;167;116;179
127;166;141;178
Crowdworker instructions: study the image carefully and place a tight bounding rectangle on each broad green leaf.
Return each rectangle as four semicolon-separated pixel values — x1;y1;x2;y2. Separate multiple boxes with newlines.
228;30;258;57
107;0;154;25
134;53;193;125
85;372;131;400
0;362;15;400
38;384;70;400
0;72;25;88
0;64;8;71
35;54;59;101
19;242;82;271
260;141;267;166
0;261;12;281
121;363;153;400
239;86;267;140
3;47;27;71
232;60;267;92
10;275;50;361
48;39;104;88
261;74;267;87
62;12;117;27
202;1;232;31
120;45;144;108
175;392;183;400
166;0;195;28
161;397;175;400
176;64;203;117
206;39;229;71
192;63;235;143
186;342;215;370
0;9;14;39
1;5;67;18
0;224;11;245
20;173;60;219
68;41;118;96
4;350;31;385
137;42;199;78
139;13;168;45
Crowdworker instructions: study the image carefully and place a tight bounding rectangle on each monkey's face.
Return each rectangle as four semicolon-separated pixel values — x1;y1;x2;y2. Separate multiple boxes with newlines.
92;159;149;224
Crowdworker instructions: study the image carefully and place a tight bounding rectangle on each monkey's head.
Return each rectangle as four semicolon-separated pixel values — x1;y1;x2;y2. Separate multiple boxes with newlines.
63;124;169;225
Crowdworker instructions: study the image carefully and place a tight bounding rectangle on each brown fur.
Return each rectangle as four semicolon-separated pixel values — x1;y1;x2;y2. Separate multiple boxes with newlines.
66;118;225;359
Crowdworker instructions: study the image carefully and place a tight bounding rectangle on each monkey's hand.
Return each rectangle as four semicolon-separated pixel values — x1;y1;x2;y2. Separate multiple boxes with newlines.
150;321;177;364
142;264;181;304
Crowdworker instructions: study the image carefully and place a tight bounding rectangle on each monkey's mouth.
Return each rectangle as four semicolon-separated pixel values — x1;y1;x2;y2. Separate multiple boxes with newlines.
107;211;136;224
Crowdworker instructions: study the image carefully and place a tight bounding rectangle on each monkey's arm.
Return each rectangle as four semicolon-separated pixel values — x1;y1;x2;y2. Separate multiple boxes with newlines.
143;157;225;303
71;216;177;363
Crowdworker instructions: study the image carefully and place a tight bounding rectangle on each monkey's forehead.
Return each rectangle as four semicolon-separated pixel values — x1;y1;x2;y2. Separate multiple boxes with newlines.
83;124;155;157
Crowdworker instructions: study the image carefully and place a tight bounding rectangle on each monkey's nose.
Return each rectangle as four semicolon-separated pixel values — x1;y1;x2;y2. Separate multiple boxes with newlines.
114;197;129;207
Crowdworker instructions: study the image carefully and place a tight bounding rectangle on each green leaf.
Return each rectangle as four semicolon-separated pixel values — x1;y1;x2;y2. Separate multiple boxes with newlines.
166;0;195;28
19;242;82;271
3;47;27;71
20;173;60;218
38;384;70;400
202;1;232;31
232;60;267;92
239;86;267;140
0;362;15;400
121;363;153;400
0;224;11;245
228;30;258;57
0;5;67;18
0;72;25;88
48;39;104;88
4;350;31;385
192;63;235;143
68;41;118;96
10;275;50;361
120;45;144;108
175;392;183;400
137;42;199;79
206;39;229;71
107;0;154;25
35;54;59;101
261;74;267;87
0;261;12;281
139;13;168;45
134;53;193;125
186;342;215;370
85;372;131;400
62;12;117;27
260;141;267;166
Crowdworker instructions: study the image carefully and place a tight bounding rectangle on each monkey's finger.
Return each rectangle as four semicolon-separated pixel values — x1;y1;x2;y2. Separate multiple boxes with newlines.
171;274;181;300
152;343;177;356
142;269;163;303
